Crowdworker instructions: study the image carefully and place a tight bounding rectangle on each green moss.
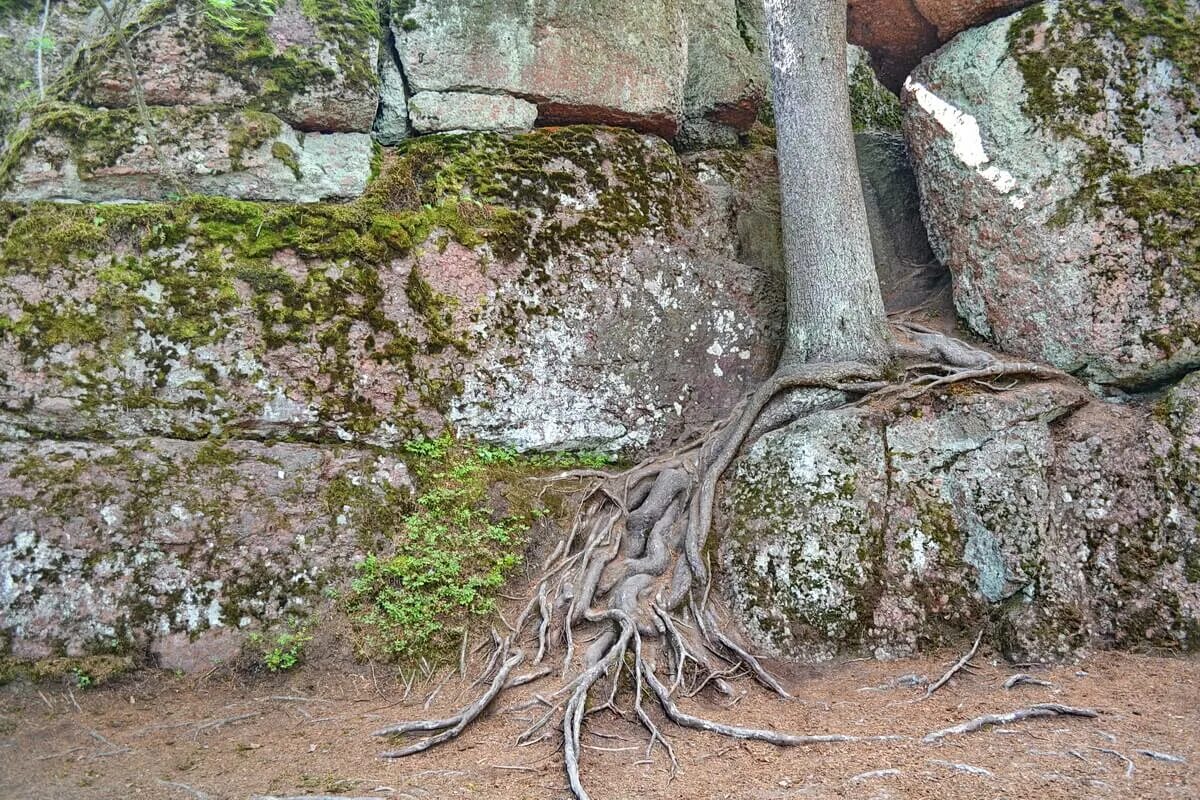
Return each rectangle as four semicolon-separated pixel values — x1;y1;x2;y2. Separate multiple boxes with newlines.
849;58;903;133
269;140;301;179
0;102;143;185
1005;0;1200;310
228;110;282;170
198;0;380;111
0;126;694;440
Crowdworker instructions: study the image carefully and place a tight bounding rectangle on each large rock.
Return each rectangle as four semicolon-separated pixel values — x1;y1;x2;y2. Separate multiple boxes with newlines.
392;0;689;139
385;0;769;147
408;91;539;135
720;376;1200;662
0;126;782;454
904;1;1200;387
0;437;406;661
72;0;380;133
676;0;768;149
848;0;1033;90
0;0;378;203
1;104;372;203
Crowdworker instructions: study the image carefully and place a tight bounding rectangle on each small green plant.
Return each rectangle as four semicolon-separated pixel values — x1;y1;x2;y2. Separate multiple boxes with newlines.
25;35;55;54
401;433;452;460
347;436;616;661
71;669;93;689
203;0;277;32
253;622;312;672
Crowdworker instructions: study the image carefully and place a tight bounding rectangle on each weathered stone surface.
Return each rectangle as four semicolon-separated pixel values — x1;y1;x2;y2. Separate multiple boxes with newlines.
677;0;768;149
904;2;1200;387
1;105;372;203
0;437;406;662
408;91;538;135
848;0;1033;90
374;38;410;146
0;0;378;203
392;0;689;139
720;377;1200;662
0;127;782;454
74;0;380;133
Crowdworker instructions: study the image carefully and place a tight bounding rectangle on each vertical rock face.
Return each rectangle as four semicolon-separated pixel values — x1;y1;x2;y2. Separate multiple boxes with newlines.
0;126;789;660
0;439;407;662
677;0;769;148
75;0;380;133
2;106;372;203
385;0;770;147
904;1;1200;387
0;127;783;453
720;378;1200;662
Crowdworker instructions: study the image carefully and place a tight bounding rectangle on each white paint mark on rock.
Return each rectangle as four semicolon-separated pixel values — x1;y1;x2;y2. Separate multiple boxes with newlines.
904;77;1027;209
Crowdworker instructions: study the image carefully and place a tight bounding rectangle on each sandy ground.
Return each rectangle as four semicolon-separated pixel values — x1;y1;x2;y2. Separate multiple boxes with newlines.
1;645;1197;800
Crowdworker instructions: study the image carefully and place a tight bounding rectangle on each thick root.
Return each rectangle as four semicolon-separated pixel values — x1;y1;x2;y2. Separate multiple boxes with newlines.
373;354;1082;798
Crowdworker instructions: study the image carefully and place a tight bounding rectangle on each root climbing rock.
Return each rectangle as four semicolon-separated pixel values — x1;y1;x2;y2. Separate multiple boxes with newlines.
371;354;1084;798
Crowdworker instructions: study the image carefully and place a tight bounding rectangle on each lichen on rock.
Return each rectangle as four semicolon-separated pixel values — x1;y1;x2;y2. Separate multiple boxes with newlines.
0;126;782;453
904;0;1200;388
720;380;1200;663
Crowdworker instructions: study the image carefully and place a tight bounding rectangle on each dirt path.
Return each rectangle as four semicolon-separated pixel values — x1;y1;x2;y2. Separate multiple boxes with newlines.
2;649;1196;800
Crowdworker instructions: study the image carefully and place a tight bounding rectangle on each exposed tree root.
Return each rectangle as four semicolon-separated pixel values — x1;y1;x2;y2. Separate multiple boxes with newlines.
1004;673;1056;690
373;349;1082;798
922;704;1099;744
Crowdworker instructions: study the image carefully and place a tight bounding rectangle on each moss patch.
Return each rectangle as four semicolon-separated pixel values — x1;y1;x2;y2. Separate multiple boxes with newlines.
198;0;379;109
849;57;903;133
1006;0;1200;283
0;125;694;441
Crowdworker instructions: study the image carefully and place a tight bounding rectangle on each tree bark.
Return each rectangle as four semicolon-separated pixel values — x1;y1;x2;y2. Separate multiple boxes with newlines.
763;0;892;366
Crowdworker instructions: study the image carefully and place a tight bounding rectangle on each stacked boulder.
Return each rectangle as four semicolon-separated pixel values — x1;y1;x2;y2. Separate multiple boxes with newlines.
378;0;768;148
0;0;378;202
719;0;1200;663
903;0;1200;387
720;376;1200;662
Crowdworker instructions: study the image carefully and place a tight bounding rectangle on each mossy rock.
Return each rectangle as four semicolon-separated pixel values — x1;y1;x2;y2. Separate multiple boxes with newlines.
0;125;776;452
0;102;373;202
904;0;1200;387
67;0;380;133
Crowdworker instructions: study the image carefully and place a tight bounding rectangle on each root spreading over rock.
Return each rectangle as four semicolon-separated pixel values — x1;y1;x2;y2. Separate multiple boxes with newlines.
372;340;1079;799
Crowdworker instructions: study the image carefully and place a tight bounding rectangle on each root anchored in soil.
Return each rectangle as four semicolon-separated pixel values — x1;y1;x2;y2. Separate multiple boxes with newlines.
371;351;1074;800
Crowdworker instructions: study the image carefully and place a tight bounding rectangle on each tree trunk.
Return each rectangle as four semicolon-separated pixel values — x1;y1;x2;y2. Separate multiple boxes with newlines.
763;0;892;366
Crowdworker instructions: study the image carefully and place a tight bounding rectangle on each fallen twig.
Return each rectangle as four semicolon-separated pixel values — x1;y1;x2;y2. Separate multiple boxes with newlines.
849;768;900;782
191;711;263;739
1093;748;1135;777
252;796;389;800
922;704;1098;744
156;780;211;800
923;631;983;699
930;760;993;777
